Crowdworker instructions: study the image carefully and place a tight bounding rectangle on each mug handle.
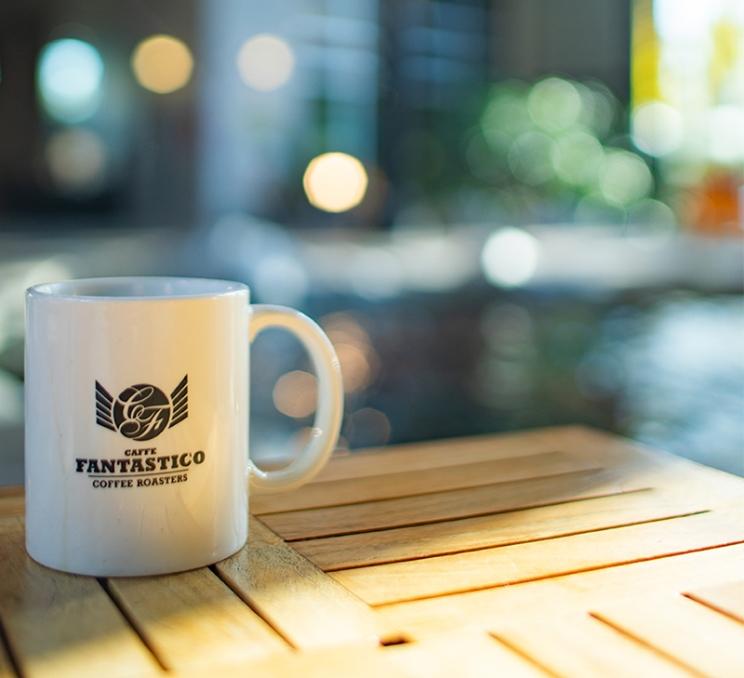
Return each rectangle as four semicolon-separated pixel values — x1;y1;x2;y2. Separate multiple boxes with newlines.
248;304;343;493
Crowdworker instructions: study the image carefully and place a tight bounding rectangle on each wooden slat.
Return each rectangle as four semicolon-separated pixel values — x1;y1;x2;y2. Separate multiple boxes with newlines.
262;467;644;540
176;633;547;678
252;450;596;514
492;614;692;678
592;593;744;677
546;426;744;496
374;543;744;640
2;427;743;676
293;489;705;570
0;520;160;678
334;507;744;606
0;634;16;678
685;580;744;624
176;645;411;678
289;429;552;484
106;568;288;672
0;488;23;518
384;631;548;678
214;517;379;651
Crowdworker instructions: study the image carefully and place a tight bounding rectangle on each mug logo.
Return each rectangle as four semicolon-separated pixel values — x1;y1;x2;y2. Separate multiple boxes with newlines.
95;375;188;441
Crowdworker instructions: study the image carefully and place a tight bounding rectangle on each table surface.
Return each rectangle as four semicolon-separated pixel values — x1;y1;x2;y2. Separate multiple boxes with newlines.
1;426;743;677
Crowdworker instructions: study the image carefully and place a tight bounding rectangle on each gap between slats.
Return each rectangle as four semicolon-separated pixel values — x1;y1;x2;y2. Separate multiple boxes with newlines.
252;450;596;515
589;613;706;677
681;592;744;627
284;485;653;544
290;488;704;570
261;467;647;541
207;565;297;649
682;580;744;626
369;540;744;608
101;565;291;672
488;633;562;678
334;506;744;607
313;509;709;572
212;517;380;651
0;520;162;678
381;630;551;678
490;614;697;678
372;542;744;644
0;616;21;678
590;592;744;676
310;429;553;483
97;579;168;672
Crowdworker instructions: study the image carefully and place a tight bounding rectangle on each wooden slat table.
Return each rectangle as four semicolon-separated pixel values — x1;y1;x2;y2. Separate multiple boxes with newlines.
1;426;743;677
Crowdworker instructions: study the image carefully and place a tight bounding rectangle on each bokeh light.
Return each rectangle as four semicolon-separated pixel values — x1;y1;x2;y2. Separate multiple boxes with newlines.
37;39;104;123
576;81;617;137
303;152;369;213
236;34;295;91
321;313;378;394
599;149;653;205
346;408;391;447
625;199;677;245
708;105;744;164
551;130;604;186
507;132;555;185
253;254;308;306
131;35;193;94
631;101;684;157
335;343;372;393
392;229;474;292
481;82;532;144
626;198;677;228
272;370;317;419
323;313;370;346
349;247;403;299
634;0;744;220
574;193;627;225
45;128;106;193
653;0;713;42
527;77;582;132
481;228;540;288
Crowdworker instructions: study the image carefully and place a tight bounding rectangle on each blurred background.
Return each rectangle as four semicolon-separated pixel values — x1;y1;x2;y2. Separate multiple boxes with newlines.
0;0;742;484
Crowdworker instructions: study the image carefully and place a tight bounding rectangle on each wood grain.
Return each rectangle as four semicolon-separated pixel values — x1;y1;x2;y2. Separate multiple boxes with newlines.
252;450;595;514
281;429;552;484
685;580;744;625
214;517;379;651
0;521;160;678
293;489;705;570
333;507;744;605
545;426;744;496
0;634;16;678
106;568;288;672
374;542;744;640
592;593;744;677
3;427;744;677
492;614;692;678
384;631;548;678
0;487;23;518
261;467;643;540
176;645;410;678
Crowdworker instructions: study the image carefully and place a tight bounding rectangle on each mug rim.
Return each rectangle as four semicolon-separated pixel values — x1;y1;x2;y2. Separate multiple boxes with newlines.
27;276;249;302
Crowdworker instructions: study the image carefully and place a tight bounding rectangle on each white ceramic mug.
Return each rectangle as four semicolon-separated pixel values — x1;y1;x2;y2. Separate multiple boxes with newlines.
25;277;343;576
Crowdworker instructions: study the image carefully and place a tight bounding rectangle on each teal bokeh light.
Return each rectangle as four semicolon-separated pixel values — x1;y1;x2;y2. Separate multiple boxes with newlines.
37;38;104;123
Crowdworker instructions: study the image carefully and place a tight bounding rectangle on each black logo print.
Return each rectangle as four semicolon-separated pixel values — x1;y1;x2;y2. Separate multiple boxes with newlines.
95;375;188;441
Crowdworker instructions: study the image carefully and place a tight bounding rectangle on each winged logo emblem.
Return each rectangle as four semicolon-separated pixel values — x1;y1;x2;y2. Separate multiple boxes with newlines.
95;375;188;441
